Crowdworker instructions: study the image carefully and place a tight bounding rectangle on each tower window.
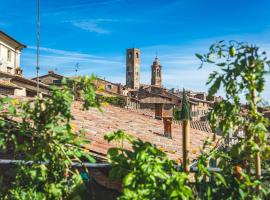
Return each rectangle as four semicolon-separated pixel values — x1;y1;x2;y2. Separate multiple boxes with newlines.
157;69;160;77
136;52;139;58
129;52;132;58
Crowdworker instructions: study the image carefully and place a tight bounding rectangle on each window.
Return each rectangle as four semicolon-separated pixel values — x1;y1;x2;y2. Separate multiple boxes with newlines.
157;69;160;77
128;52;132;59
7;67;12;73
7;49;11;62
106;84;112;90
16;68;22;75
53;79;62;85
136;52;139;58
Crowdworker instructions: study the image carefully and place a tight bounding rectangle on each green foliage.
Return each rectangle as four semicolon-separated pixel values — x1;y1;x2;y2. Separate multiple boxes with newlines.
105;41;270;200
173;106;181;121
105;131;193;200
180;89;191;120
0;76;99;199
196;41;270;199
98;95;126;107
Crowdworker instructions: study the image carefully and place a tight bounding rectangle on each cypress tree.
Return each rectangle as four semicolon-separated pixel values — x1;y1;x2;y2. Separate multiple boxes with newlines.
180;89;191;120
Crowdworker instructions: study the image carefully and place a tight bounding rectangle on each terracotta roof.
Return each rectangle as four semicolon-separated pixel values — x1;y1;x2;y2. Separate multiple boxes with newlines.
71;102;216;161
0;80;20;89
32;72;65;80
0;30;26;49
140;97;174;104
173;120;212;133
0;71;50;89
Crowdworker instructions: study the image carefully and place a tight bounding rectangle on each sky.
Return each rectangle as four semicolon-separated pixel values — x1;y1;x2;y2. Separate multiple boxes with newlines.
0;0;270;101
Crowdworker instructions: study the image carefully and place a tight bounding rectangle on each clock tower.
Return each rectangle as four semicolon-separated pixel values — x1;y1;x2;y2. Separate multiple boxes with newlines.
126;48;140;89
151;57;162;87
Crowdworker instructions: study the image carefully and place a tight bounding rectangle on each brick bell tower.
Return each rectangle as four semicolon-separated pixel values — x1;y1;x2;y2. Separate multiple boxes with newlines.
126;48;140;89
151;57;162;87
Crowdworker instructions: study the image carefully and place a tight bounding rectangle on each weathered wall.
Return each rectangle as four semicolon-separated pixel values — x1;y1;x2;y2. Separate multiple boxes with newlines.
0;87;14;95
126;48;140;89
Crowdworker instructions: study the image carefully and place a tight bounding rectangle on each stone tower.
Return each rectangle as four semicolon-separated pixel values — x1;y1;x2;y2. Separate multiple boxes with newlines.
126;48;140;89
151;57;162;87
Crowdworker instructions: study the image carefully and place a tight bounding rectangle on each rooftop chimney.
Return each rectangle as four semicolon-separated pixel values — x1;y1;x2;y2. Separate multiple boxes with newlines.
163;117;172;138
155;103;163;120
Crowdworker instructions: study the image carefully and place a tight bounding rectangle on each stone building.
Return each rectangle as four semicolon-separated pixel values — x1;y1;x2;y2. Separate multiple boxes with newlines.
123;48;212;121
126;48;140;89
0;71;50;97
32;70;65;86
93;77;123;95
151;57;162;87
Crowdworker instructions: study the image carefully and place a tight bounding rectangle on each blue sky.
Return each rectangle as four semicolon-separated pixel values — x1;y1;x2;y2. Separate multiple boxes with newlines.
0;0;270;101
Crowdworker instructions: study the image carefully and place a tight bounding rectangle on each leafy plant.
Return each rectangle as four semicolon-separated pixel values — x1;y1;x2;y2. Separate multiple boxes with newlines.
196;40;270;199
0;76;98;199
105;131;193;200
105;41;270;200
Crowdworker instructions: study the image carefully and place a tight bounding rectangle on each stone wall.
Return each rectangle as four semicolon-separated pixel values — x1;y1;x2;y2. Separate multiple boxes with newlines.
0;87;14;95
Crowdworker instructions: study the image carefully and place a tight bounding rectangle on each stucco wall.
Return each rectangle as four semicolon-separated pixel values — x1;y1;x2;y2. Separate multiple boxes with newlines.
0;37;22;75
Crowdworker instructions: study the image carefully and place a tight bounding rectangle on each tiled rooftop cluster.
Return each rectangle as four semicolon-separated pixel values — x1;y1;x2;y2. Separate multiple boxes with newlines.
71;102;215;161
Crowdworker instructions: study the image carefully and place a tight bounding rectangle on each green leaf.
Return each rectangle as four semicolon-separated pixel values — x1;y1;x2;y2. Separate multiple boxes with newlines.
195;53;203;60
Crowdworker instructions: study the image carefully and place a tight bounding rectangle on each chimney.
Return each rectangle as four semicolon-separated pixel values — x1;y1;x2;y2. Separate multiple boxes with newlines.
48;70;54;74
163;117;172;138
155;103;163;119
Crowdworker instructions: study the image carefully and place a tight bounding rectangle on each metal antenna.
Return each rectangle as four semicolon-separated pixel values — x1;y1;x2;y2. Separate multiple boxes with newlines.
36;0;40;96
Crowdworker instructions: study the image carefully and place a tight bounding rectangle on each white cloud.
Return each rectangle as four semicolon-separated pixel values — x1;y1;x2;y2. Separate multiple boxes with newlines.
70;19;114;34
22;46;124;78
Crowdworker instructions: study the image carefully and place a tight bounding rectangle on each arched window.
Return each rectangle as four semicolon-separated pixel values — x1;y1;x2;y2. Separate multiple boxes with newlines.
129;52;132;58
157;69;160;77
136;52;139;58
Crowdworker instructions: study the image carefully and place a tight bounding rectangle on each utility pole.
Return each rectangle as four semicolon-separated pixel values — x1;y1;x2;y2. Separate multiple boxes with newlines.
181;89;191;173
36;0;40;96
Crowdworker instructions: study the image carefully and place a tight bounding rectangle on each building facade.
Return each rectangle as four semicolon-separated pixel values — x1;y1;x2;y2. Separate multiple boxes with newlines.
32;70;65;86
151;57;162;87
126;48;140;89
0;31;25;75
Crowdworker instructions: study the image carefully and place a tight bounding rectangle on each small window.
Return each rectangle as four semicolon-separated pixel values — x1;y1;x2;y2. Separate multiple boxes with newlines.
128;52;132;59
136;52;139;58
53;79;62;85
7;67;12;73
106;84;112;90
7;50;12;62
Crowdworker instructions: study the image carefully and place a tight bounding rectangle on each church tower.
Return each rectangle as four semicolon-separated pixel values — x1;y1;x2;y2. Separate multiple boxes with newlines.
151;57;162;87
126;48;140;89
